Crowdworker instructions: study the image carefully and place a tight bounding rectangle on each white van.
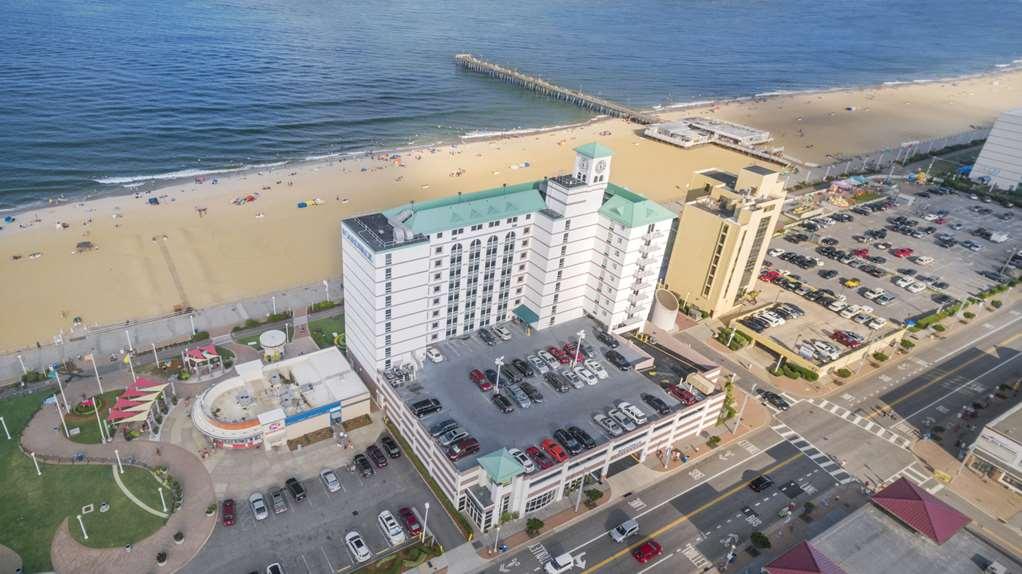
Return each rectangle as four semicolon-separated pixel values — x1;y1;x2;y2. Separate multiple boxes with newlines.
609;519;639;543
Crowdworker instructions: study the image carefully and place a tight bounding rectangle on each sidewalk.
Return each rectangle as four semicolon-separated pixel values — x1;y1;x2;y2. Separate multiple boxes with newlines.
913;440;1022;525
19;373;216;574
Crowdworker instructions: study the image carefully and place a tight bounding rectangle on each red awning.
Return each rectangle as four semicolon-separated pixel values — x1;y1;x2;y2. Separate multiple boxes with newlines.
871;477;970;544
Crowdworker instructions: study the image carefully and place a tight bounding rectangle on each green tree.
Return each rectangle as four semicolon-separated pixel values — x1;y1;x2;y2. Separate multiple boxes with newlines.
526;518;545;537
716;378;737;426
750;531;771;549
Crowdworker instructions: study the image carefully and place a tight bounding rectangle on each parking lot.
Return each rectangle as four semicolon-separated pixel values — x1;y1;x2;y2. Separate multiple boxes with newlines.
182;435;462;574
400;317;686;471
765;185;1019;327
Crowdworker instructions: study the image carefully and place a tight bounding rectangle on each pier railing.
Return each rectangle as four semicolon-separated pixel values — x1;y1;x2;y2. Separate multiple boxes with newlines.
455;53;660;125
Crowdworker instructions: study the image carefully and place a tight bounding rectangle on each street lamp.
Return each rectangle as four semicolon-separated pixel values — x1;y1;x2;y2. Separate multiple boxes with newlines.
494;357;504;394
571;330;586;367
322;279;330;302
421;502;430;544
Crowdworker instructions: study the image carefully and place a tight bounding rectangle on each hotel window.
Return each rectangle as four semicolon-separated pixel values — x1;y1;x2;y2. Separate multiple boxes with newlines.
560;245;567;256
434;259;442;267
521;240;529;248
432;321;439;329
525;214;531;220
435;246;443;254
559;258;565;268
385;282;392;294
514;298;521;305
562;233;569;242
385;309;392;320
433;272;441;281
385;268;392;280
385;334;392;344
488;221;498;228
523;226;530;235
385;254;392;265
433;297;440;305
385;295;392;306
518;264;526;271
431;333;439;341
516;288;523;294
471;224;483;231
433;286;441;293
564;219;571;230
385;347;391;358
436;232;443;239
384;322;391;333
433;310;440;317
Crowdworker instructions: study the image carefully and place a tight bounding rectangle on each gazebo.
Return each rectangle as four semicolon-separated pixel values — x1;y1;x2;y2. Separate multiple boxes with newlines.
182;344;223;375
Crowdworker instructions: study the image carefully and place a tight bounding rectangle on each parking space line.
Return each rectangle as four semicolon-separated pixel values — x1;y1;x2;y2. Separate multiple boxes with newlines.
321;546;335;573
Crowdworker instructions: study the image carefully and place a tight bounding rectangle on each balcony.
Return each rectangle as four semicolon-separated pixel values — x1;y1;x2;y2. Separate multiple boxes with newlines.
633;267;656;280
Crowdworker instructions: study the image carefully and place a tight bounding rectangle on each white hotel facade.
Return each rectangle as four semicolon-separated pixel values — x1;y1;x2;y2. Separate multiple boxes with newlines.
341;143;675;378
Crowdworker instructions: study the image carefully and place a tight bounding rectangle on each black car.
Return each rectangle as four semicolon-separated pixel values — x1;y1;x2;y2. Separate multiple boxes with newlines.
285;477;307;502
749;475;774;492
605;350;630;371
544;371;571;393
932;281;949;290
479;328;497;346
380;435;401;458
411;398;442;418
595;329;619;349
492;393;514;413
640;393;671;415
429;418;459;437
366;445;388;468
819;269;838;279
501;365;523;384
485;369;499;384
519;381;544;404
820;237;839;246
758;391;790;411
353;454;374;477
512;358;535;378
567;426;597;450
553;429;584;455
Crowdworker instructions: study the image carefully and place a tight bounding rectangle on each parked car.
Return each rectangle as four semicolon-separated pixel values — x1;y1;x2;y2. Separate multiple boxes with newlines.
411;398;442;418
584;359;609;379
478;328;497;346
617;401;648;425
512;358;535;377
595;329;619;349
492;393;515;413
380;435;401;458
445;437;480;461
320;469;341;493
573;365;599;386
250;492;269;520
608;408;636;432
528;354;549;374
425;347;444;363
398;507;422;537
520;381;544;404
285;478;306;502
544;371;571;393
378;510;407;546
668;386;699;406
538;350;559;368
429;418;459;437
469;369;493;391
605;349;630;371
353;454;375;477
749;475;774;492
593;413;623;437
553;429;583;455
493;325;513;341
366;445;389;468
267;563;284;574
641;393;671;415
270;488;288;514
567;426;596;450
506;384;533;408
562;368;584;390
221;498;236;526
345;531;373;563
632;540;663;564
541;438;570;462
526;445;554;470
508;447;538;474
438;427;468;447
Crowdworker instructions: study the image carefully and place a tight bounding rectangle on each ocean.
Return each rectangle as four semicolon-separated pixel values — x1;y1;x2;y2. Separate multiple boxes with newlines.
1;0;1020;211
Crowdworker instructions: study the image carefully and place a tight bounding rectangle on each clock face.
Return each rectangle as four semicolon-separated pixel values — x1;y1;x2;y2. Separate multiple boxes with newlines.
595;160;607;174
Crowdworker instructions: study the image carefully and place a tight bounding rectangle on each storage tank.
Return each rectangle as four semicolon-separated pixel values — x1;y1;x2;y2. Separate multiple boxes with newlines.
651;289;680;331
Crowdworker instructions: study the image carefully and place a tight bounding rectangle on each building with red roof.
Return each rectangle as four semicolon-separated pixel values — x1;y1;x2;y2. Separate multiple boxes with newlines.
764;541;846;574
870;477;970;544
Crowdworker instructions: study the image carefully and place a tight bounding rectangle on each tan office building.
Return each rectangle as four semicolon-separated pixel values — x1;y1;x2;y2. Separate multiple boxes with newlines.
664;165;785;318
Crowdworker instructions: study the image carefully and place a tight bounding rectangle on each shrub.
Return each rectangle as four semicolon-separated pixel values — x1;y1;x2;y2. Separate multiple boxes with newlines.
177;370;190;381
309;300;338;313
900;339;915;350
584;489;604;508
173;531;184;542
499;511;519;525
872;352;888;362
992;300;1003;309
205;503;217;516
750;531;771;549
836;368;852;378
707;435;721;448
932;324;946;332
190;331;209;343
156;551;167;565
802;501;816;515
963;311;975;320
21;370;47;384
526;518;545;537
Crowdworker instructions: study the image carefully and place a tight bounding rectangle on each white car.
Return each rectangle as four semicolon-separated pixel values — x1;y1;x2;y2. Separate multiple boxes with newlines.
573;366;599;386
828;300;847;312
867;317;887;330
863;288;884;300
250;492;269;521
906;282;926;294
584;359;608;379
608;408;636;432
853;313;871;325
912;255;934;265
345;531;372;563
508;447;537;474
493;326;513;341
544;553;576;574
812;340;838;361
562;369;584;390
768;248;784;257
378;510;407;546
528;354;549;374
593;413;623;437
617;402;648;425
320;469;341;493
893;275;913;288
839;305;860;319
425;347;444;363
538;350;558;368
922;213;939;221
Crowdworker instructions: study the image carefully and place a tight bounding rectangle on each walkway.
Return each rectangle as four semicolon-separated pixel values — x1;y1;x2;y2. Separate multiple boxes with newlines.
112;465;168;518
20;373;216;574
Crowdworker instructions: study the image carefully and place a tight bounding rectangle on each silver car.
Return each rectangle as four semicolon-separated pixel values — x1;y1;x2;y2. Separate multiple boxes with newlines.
593;413;623;437
528;354;550;374
608;408;636;432
507;384;532;409
250;492;269;521
320;469;341;493
562;369;584;390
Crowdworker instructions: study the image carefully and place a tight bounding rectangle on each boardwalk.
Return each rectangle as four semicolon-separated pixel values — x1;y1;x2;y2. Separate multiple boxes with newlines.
455;53;660;125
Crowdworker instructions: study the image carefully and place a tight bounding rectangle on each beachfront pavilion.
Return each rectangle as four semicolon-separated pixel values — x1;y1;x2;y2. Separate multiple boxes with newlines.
107;378;170;432
182;344;223;376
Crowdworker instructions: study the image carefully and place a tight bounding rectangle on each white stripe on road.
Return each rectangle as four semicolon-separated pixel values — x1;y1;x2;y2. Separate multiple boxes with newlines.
898;352;1022;423
637;551;676;574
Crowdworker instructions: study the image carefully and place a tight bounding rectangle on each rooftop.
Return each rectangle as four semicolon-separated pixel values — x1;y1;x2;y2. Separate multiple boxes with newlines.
600;183;676;228
574;142;614;159
871;477;970;545
391;317;703;471
987;400;1022;442
809;501;1019;574
701;169;739;189
765;541;847;574
745;164;777;176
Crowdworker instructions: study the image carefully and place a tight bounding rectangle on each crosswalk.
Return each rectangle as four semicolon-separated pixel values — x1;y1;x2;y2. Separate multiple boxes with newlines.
627;497;647;511
884;462;945;495
771;422;855;485
805;398;913;449
737;439;761;456
528;543;550;564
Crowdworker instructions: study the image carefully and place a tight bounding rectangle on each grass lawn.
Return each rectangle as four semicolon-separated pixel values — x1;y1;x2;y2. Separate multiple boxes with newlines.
0;392;166;571
361;542;443;574
64;389;120;445
235;333;261;348
309;314;344;349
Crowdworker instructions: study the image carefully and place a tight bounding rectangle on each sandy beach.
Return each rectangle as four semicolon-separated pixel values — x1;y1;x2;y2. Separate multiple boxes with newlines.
1;69;1020;352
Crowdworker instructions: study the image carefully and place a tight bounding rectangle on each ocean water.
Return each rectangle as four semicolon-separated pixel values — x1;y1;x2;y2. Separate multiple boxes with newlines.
1;0;1021;210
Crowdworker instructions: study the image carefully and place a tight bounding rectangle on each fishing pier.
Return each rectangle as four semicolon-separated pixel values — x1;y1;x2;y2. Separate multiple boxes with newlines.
455;53;660;125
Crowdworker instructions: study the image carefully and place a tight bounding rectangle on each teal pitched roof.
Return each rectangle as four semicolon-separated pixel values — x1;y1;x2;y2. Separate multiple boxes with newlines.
575;142;614;159
382;181;546;235
477;448;524;485
600;183;676;228
513;304;539;325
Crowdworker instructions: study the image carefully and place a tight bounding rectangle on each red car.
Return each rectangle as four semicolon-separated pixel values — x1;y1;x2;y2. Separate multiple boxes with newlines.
668;386;698;406
759;270;781;282
398;507;422;537
632;540;663;564
221;499;236;527
525;445;554;470
831;330;864;348
469;369;493;391
892;247;913;258
445;437;480;461
935;217;947;224
541;438;569;463
547;346;570;365
852;248;869;258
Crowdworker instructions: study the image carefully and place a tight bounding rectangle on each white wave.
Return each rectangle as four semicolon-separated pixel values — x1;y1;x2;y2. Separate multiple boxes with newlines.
94;161;288;185
462;120;595;141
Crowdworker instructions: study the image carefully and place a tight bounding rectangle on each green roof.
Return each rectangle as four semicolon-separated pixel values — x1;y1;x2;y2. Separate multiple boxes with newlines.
513;304;540;325
575;142;614;159
382;181;546;235
599;183;676;228
477;448;524;485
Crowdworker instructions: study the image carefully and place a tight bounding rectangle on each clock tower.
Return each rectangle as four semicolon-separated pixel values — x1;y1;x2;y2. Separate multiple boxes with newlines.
573;142;613;184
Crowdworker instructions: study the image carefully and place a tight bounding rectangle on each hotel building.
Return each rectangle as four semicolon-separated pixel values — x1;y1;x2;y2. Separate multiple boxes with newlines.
971;108;1022;192
341;143;676;378
663;165;785;318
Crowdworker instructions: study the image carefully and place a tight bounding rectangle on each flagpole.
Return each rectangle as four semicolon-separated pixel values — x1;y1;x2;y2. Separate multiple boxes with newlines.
89;353;103;394
126;355;137;383
54;370;70;414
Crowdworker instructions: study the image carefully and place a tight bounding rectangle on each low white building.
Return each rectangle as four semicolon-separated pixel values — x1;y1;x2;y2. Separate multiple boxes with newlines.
971;108;1022;192
969;399;1022;493
341;143;675;379
191;346;371;450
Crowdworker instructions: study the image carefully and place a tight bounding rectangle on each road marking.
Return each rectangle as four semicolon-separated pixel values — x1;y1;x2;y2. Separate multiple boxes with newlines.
688;469;705;481
528;543;550;564
738;440;761;456
895;351;1022;424
581;452;804;574
637;551;676;574
885;462;944;495
300;553;312;574
770;422;854;484
865;332;1022;420
320;546;335;573
628;498;647;511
